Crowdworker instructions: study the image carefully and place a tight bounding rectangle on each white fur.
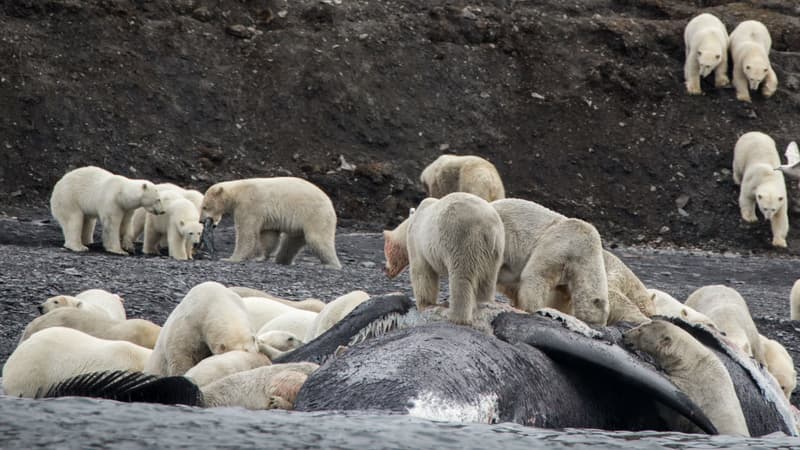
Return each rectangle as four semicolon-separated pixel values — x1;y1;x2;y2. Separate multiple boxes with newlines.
229;286;326;312
242;297;297;331
184;350;270;387
256;310;318;341
50;166;164;254
306;290;371;341
730;20;778;102
126;183;203;246
649;288;717;328
732;132;788;247
200;177;341;268
419;154;505;202
21;308;160;349
201;362;319;409
143;195;203;260
2;327;152;398
791;279;800;321
683;13;730;94
145;281;258;376
760;335;797;400
257;330;304;352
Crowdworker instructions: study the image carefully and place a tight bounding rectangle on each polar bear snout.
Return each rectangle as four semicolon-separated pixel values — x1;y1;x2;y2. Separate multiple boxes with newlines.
146;199;165;215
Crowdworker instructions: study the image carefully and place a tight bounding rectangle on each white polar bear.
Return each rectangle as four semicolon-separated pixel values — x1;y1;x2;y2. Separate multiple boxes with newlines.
305;290;371;341
39;288;126;321
2;327;152;398
624;320;750;436
791;279;800;320
200;177;341;268
21;308;161;349
649;288;717;328
420;154;505;202
685;285;764;362
145;281;258;376
126;183;203;247
183;350;271;387
732;132;788;247
200;362;319;410
730;20;778;102
143;196;203;260
760;335;797;400
403;193;505;325
229;286;325;312
256;310;318;342
50;166;164;254
242;296;297;331
257;330;305;360
683;13;730;94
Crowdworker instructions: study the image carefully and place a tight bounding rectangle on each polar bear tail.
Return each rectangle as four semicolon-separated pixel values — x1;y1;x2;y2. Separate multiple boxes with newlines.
39;370;203;406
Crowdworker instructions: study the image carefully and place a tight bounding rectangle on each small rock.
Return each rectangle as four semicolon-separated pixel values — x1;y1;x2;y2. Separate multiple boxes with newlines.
531;92;546;100
439;143;450;151
461;7;477;20
192;6;213;21
277;10;288;18
64;268;81;276
338;155;356;172
360;261;376;269
10;190;22;197
226;24;258;39
675;194;690;209
659;226;670;234
677;208;689;217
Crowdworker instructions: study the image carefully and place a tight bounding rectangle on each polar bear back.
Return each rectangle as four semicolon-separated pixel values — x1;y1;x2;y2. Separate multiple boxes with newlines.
684;13;728;54
649;288;717;327
76;289;127;321
730;20;772;54
733;132;780;183
242;296;297;331
20;307;159;349
51;166;158;216
2;326;152;398
420;154;505;202
257;310;318;341
760;336;797;400
184;350;271;387
305;290;371;341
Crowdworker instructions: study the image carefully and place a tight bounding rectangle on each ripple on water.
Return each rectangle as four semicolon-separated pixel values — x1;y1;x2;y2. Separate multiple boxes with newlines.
1;396;800;449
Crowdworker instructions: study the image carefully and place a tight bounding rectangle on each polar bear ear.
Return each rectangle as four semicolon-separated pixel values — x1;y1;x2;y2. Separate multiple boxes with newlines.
680;308;689;318
180;220;185;227
142;183;149;191
75;300;83;308
660;334;673;347
409;207;416;216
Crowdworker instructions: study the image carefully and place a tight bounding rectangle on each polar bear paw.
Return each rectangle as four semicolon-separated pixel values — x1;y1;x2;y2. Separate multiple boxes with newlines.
736;91;752;103
715;74;730;88
772;237;788;248
64;243;90;252
741;209;758;223
685;81;702;95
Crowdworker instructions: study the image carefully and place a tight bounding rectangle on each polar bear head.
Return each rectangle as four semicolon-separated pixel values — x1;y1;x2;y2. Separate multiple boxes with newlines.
179;220;204;246
383;218;411;279
200;185;229;226
38;295;81;314
205;319;259;355
755;183;784;220
696;40;724;77
136;181;164;215
743;51;770;90
761;336;796;399
623;320;690;367
258;330;304;352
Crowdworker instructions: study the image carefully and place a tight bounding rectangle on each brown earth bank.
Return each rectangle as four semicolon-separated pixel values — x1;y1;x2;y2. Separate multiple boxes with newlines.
2;0;800;251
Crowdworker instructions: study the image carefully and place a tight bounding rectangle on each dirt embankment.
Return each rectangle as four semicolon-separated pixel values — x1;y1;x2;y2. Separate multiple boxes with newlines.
2;0;800;250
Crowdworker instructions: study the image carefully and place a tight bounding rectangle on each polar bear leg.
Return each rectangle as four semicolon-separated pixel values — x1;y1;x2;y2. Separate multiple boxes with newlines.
185;239;194;260
120;211;135;253
100;211;127;255
228;218;262;262
168;227;189;260
733;68;751;102
304;231;341;269
517;259;558;313
61;211;90;252
684;54;702;95
410;257;439;310
770;206;789;247
762;68;778;97
142;219;162;255
448;274;477;325
497;284;520;308
259;230;282;260
274;234;304;265
714;54;730;88
738;191;758;223
81;217;96;246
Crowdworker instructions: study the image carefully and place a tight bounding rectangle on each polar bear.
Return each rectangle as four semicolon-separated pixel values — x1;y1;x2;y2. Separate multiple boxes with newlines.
50;166;164;254
685;285;764;362
143;196;203;260
649;288;717;328
730;20;778;102
624;320;750;436
229;286;325;312
306;290;370;341
200;177;341;268
791;279;800;320
402;193;505;325
256;310;318;341
145;281;258;376
683;13;730;94
760;335;796;400
257;330;305;360
200;362;319;410
420;154;505;202
39;288;126;321
3;327;152;398
732;132;788;247
183;350;271;387
603;251;656;318
21;308;161;349
242;296;303;331
126;183;203;247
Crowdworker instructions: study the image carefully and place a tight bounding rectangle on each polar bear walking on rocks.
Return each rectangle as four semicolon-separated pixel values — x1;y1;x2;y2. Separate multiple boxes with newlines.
126;182;203;249
730;20;778;102
143;195;203;260
732;131;788;247
684;13;730;94
760;335;796;400
386;193;505;326
200;178;341;268
50;166;164;254
420;154;505;202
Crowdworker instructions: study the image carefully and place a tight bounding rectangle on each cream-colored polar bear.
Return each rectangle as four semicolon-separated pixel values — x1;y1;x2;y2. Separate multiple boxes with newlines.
200;177;341;268
200;362;319;410
649;288;717;328
420;154;505;202
685;285;764;362
306;290;371;341
257;331;305;360
760;335;796;400
126;183;203;248
40;288;126;321
684;13;730;94
732;132;788;247
145;281;258;376
21;308;161;349
50;166;164;254
229;286;325;312
143;196;203;260
2;327;152;398
603;251;656;318
730;20;778;102
256;310;318;341
242;296;296;331
183;350;271;387
790;279;800;320
624;320;750;436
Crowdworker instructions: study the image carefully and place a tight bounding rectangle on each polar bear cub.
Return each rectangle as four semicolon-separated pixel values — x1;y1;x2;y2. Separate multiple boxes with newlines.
683;13;730;94
143;194;203;260
40;288;126;321
126;183;203;248
624;320;750;436
685;284;764;362
200;177;341;268
145;281;258;376
306;290;371;341
732;131;788;247
791;279;800;320
183;350;271;387
2;327;152;398
50;166;164;254
649;288;717;328
420;154;505;202
760;335;796;400
730;20;778;102
256;310;318;342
